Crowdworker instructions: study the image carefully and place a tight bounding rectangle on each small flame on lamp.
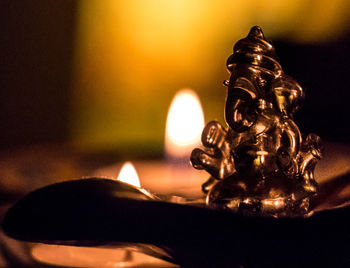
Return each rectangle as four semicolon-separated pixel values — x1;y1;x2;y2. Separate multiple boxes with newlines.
165;89;205;159
117;162;141;188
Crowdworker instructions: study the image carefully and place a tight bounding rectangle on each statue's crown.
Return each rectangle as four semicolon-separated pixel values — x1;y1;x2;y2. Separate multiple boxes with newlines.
227;26;282;76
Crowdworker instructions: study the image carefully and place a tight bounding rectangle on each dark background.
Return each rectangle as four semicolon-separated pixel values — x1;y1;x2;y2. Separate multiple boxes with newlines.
0;1;77;150
1;1;349;151
276;36;350;143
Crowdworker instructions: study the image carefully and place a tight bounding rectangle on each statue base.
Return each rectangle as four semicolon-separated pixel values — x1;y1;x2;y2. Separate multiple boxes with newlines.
206;172;317;217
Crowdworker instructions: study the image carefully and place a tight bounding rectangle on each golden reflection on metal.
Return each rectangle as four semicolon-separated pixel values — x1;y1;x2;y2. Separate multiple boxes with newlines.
191;26;323;217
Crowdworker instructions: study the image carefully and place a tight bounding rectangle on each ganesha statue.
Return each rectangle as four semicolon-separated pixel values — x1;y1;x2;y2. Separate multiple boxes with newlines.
191;26;323;217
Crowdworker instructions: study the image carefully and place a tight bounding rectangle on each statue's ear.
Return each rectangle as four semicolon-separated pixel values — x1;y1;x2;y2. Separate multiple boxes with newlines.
272;75;304;115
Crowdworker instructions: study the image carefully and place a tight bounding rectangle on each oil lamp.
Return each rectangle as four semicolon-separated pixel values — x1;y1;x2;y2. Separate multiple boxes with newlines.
9;163;172;267
2;26;350;267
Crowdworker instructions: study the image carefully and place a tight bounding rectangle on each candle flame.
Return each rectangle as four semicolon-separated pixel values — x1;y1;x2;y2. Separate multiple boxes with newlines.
117;162;141;188
165;89;205;158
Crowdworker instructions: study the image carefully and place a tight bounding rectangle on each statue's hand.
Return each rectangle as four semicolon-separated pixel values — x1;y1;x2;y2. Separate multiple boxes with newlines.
190;121;235;180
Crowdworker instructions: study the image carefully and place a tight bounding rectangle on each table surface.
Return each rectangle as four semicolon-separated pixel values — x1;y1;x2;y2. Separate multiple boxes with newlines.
0;141;349;267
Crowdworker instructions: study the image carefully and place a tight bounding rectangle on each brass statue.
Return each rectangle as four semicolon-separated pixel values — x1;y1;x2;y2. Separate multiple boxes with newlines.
191;26;323;217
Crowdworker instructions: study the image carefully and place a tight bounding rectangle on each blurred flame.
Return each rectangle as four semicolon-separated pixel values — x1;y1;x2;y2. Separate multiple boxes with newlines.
117;162;141;188
165;89;205;158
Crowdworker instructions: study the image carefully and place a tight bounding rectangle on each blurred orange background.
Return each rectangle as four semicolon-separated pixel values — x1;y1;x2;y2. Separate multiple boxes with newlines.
1;0;350;154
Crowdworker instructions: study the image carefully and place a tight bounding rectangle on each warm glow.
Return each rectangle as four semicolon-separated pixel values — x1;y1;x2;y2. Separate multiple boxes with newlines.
117;162;141;188
31;244;175;267
72;0;350;150
165;89;205;158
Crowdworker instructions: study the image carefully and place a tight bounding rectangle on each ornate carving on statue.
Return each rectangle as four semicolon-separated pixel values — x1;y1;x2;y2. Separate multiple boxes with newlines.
191;26;323;217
